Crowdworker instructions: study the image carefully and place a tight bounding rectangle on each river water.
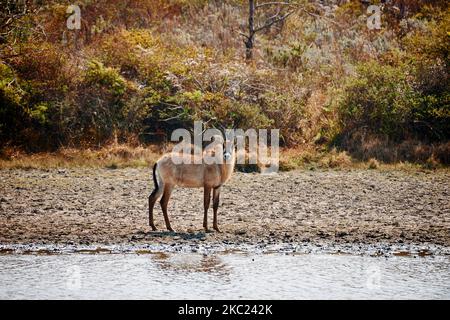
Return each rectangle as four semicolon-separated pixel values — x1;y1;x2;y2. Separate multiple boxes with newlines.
0;252;449;299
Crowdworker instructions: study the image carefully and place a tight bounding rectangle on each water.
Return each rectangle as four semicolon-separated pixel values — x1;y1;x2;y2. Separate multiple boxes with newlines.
0;252;449;299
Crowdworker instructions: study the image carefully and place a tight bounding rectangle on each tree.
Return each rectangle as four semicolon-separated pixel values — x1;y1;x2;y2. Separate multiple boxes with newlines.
241;0;297;60
0;0;36;44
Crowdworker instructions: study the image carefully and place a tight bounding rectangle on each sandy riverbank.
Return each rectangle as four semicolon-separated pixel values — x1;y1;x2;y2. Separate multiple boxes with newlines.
0;168;449;255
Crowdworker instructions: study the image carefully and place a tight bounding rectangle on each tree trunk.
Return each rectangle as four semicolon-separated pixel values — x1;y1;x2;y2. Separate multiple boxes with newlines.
245;0;255;60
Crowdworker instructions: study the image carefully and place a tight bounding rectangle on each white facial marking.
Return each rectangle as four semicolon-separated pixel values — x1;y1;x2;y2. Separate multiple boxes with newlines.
224;152;231;161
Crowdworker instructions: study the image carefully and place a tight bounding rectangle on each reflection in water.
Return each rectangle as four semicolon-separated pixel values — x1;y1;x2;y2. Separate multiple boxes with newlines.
0;253;449;299
152;252;231;277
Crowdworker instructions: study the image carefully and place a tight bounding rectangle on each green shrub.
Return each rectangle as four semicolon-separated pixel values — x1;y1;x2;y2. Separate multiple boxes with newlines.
0;63;28;143
1;0;448;162
336;62;418;141
333;57;449;146
85;60;127;96
260;91;307;146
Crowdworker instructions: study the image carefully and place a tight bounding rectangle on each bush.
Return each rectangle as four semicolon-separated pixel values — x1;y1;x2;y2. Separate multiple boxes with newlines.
260;91;306;146
336;62;418;140
334;59;449;143
0;0;448;166
62;59;133;145
0;63;28;144
85;60;127;96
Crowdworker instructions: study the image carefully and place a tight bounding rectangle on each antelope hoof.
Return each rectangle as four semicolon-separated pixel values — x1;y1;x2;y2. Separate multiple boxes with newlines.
150;225;157;231
167;227;174;232
213;226;221;233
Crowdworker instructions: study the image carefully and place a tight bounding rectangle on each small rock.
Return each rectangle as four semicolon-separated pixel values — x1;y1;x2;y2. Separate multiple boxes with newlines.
336;231;348;237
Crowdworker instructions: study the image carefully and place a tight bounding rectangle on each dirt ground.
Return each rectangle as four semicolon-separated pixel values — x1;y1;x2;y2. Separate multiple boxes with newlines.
0;168;449;251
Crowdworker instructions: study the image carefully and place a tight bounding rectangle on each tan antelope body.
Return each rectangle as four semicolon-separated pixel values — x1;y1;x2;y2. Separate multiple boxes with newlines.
148;139;236;232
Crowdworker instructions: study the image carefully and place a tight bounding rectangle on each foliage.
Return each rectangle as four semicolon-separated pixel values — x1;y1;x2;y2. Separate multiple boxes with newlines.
0;0;448;165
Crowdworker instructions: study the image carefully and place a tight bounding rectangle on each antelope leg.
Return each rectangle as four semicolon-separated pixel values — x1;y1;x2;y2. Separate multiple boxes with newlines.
160;184;174;232
203;187;212;231
213;187;221;232
148;183;163;231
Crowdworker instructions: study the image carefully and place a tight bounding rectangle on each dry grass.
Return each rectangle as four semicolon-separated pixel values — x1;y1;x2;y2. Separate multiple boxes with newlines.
0;143;448;172
279;145;449;172
367;158;380;170
279;146;355;170
0;144;162;169
339;133;450;165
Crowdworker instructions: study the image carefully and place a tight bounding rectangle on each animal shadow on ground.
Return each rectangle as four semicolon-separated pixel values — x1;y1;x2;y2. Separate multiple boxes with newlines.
144;231;207;241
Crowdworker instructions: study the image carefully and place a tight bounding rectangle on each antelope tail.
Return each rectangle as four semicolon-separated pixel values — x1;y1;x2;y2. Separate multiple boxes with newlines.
152;162;158;192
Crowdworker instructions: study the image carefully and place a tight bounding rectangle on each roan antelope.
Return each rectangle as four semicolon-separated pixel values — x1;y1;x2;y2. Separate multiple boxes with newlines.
148;134;236;232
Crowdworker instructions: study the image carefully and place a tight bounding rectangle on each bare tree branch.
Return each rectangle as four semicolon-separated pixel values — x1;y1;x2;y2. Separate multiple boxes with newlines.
160;114;185;122
300;8;341;27
241;0;342;60
239;31;250;40
254;10;295;33
160;102;185;110
256;2;294;9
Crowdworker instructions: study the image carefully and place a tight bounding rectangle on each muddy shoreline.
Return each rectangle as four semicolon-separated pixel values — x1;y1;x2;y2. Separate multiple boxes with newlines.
1;168;449;256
